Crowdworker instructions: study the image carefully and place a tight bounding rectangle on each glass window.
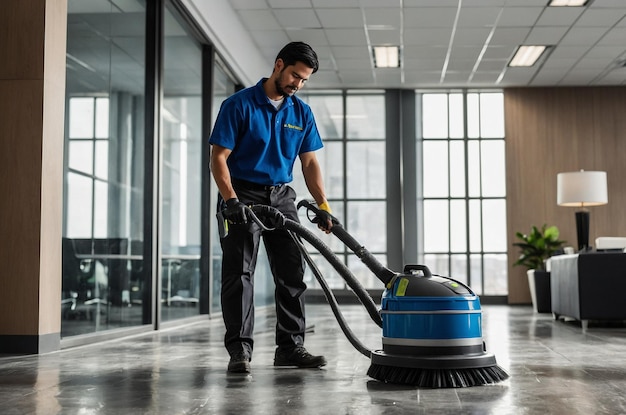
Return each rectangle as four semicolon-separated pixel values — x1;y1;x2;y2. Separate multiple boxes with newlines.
95;98;109;138
423;200;449;252
94;139;108;180
345;92;387;290
480;93;505;138
346;201;387;253
68;140;94;175
450;200;467;252
346;142;386;199
470;254;483;293
482;199;507;252
294;92;344;200
423;141;449;198
422;94;448;138
481;140;506;197
66;173;93;237
346;94;385;139
450;254;468;285
304;93;343;139
468;140;480;197
296;90;386;290
160;4;204;322
467;93;480;138
419;91;507;296
449;141;466;197
69;98;95;138
469;199;482;252
62;2;146;337
449;93;464;139
483;254;507;295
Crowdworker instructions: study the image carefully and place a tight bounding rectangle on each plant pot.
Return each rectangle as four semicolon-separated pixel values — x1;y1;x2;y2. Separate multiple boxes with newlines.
527;269;551;313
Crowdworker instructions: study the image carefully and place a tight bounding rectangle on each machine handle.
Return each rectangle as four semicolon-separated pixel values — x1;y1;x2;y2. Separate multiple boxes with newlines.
403;264;433;278
297;199;396;285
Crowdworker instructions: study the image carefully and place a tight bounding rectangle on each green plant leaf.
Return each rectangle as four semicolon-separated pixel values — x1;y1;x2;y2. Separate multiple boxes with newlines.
513;224;566;271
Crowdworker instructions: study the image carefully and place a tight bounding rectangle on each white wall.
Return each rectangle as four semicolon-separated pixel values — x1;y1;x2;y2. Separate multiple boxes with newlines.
181;0;270;87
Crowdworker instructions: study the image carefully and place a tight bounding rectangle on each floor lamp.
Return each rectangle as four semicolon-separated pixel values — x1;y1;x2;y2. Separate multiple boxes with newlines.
557;170;608;252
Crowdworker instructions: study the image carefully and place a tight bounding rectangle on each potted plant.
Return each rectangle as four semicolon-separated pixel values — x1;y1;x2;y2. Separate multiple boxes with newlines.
513;225;566;313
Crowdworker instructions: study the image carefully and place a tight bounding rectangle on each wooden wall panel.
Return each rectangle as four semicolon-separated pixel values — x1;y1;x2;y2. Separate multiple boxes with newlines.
0;0;45;79
40;0;68;335
0;81;44;333
505;87;626;304
0;0;67;346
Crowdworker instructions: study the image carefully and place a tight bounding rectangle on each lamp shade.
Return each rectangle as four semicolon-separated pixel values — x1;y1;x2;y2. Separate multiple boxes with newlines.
557;170;608;207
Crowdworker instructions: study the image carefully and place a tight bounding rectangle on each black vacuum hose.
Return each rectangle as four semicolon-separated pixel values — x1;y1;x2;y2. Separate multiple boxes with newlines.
281;218;383;329
290;233;373;358
297;200;397;286
250;204;383;329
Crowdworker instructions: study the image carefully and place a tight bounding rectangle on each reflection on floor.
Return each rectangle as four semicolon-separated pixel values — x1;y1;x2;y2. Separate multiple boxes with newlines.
1;304;626;414
60;301;199;337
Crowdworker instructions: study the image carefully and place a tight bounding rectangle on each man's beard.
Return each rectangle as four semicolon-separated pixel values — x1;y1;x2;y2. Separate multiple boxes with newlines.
275;69;298;97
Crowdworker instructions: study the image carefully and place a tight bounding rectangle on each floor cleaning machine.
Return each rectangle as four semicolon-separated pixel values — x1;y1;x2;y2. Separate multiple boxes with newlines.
228;202;509;388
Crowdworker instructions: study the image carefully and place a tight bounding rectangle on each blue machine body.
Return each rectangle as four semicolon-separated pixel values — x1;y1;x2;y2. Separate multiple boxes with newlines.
380;273;483;345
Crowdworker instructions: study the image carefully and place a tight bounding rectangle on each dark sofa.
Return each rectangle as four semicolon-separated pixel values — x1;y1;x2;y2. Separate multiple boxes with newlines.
549;252;626;331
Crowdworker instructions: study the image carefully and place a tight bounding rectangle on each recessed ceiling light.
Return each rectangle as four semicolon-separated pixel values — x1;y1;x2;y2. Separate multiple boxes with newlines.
508;46;548;67
373;46;400;68
548;0;589;6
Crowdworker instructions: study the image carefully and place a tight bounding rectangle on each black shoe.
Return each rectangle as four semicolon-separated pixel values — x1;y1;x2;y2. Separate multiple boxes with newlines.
227;350;251;373
274;346;327;368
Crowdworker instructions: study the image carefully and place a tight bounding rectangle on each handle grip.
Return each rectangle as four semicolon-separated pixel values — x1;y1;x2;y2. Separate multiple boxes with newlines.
403;264;432;278
297;199;341;227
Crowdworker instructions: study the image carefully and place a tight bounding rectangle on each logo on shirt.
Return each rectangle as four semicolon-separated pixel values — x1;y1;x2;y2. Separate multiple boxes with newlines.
284;123;303;131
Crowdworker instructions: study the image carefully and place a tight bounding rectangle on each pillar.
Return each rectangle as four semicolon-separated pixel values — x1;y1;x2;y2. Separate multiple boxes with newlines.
0;0;67;353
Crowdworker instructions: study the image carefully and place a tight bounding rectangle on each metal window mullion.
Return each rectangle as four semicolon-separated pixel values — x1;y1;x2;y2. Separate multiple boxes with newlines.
144;0;164;328
477;94;486;291
91;98;97;248
463;91;472;288
446;94;452;275
199;44;215;315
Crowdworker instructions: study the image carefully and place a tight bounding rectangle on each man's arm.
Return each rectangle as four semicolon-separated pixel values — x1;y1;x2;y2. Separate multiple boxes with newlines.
210;144;237;201
300;151;334;232
299;151;328;207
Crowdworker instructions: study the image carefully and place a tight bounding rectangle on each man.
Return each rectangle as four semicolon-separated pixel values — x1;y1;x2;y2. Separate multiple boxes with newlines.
209;42;334;374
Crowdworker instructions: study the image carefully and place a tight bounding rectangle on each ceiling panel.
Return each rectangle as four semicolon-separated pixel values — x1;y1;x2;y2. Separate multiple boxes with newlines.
217;0;626;88
457;7;502;27
599;28;626;45
273;9;322;28
488;28;530;46
403;28;453;46
237;10;281;30
560;27;608;45
324;28;368;45
535;8;584;26
403;8;458;29
525;27;569;44
497;7;543;26
285;28;328;45
368;30;401;45
316;8;364;28
363;8;401;27
575;9;625;27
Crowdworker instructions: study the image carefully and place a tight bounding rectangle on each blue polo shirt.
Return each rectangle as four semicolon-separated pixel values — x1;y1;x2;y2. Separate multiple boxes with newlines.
209;78;323;186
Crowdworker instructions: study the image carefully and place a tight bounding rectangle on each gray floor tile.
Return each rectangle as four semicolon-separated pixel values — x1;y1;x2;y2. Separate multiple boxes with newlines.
1;304;626;414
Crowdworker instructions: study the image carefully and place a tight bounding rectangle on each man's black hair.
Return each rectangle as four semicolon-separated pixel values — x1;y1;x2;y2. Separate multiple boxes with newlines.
276;42;319;74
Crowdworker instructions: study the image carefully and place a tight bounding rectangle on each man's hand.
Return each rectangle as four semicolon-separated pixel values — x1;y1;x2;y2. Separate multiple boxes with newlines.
223;198;248;224
316;201;333;234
